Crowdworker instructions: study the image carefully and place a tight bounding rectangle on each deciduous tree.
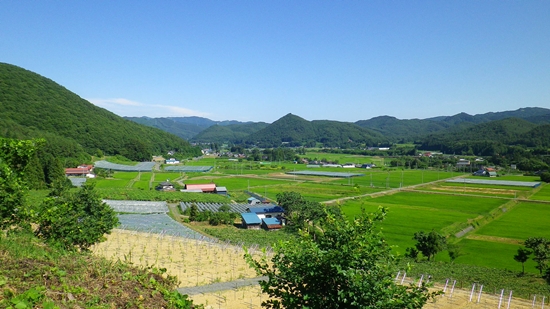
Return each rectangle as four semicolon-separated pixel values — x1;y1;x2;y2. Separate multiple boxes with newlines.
413;230;447;261
514;247;531;275
245;208;438;309
35;182;118;251
0;138;42;228
524;237;550;275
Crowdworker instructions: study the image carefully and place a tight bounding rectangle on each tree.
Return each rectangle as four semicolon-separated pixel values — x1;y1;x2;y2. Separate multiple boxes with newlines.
541;172;550;183
35;182;119;251
447;244;463;263
413;230;447;261
276;191;340;231
524;237;550;275
0;138;42;228
513;247;532;275
188;203;199;222
245;208;438;309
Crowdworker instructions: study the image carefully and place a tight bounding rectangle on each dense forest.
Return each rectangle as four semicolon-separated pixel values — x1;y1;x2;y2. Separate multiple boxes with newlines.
237;113;387;148
0;63;201;188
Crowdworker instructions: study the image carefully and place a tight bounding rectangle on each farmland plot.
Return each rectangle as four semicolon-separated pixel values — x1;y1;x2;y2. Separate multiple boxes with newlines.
92;229;263;288
472;202;550;241
340;192;508;253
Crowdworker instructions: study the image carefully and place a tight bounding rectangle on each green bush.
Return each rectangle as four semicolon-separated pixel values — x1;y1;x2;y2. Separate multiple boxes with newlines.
35;183;119;251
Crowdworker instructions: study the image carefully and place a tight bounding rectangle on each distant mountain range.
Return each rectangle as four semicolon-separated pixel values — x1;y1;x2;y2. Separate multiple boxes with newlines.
125;107;550;148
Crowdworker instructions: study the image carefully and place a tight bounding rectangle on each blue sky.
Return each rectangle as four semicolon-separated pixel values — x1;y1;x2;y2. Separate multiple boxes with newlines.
1;1;549;123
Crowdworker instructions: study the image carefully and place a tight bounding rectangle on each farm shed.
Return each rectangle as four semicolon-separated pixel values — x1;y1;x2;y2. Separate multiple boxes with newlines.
156;181;175;191
247;197;261;205
185;183;216;193
165;158;180;164
241;213;262;230
247;206;285;219
215;186;227;195
262;217;282;231
65;164;93;176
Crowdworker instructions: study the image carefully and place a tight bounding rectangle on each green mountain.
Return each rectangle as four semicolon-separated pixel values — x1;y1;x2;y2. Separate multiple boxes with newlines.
515;124;550;148
0;63;201;162
242;113;385;147
355;116;449;141
124;116;254;140
191;122;269;143
124;116;208;140
418;117;550;155
355;107;550;142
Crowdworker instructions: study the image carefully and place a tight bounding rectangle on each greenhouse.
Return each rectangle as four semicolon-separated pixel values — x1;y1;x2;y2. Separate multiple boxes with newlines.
117;213;210;239
104;200;169;213
286;170;364;178
446;178;541;188
164;165;213;172
180;202;249;213
94;160;155;171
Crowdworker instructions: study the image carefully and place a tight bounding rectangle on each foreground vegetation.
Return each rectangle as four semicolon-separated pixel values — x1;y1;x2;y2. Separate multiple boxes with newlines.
0;229;201;309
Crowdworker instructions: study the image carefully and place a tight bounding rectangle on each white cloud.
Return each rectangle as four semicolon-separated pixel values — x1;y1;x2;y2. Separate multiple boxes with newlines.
86;97;210;118
159;105;210;117
87;98;143;107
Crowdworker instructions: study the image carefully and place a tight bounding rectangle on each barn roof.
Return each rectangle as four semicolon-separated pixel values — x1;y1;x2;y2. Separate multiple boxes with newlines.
185;183;216;192
241;213;261;225
248;206;284;214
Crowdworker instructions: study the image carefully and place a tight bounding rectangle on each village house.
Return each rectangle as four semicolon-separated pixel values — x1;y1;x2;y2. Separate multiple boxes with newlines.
65;164;94;177
155;180;175;191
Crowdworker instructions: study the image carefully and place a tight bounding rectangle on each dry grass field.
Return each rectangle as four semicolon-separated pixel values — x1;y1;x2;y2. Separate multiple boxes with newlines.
93;229;546;309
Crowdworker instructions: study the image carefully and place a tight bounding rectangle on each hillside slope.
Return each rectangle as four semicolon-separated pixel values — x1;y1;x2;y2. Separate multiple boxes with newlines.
0;63;200;161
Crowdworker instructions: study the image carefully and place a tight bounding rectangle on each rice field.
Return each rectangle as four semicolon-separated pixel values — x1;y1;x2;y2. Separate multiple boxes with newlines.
473;202;550;240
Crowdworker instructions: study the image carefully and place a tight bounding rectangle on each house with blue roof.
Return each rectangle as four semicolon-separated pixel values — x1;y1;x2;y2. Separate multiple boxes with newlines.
247;206;285;219
241;213;262;230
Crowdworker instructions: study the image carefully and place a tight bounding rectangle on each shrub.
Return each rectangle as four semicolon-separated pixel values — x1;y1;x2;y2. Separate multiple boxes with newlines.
35;182;119;251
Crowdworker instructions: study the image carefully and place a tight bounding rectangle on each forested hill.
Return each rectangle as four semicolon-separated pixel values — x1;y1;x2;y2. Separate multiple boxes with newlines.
355;107;550;141
241;113;386;147
0;63;201;162
419;117;550;155
191;122;269;143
